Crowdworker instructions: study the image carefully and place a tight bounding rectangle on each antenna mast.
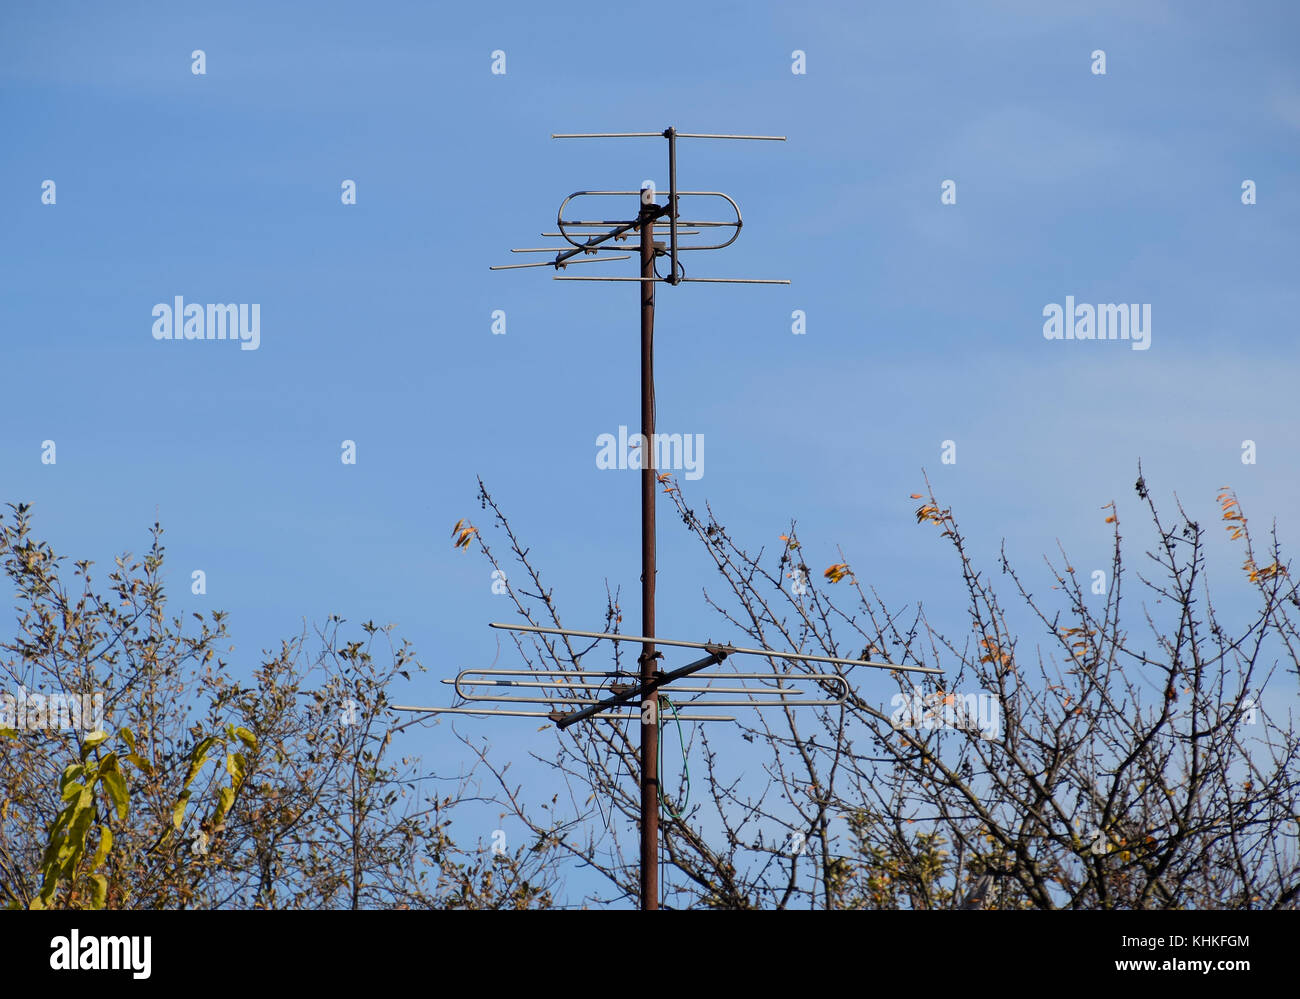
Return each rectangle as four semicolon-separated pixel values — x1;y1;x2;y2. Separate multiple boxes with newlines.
513;125;788;909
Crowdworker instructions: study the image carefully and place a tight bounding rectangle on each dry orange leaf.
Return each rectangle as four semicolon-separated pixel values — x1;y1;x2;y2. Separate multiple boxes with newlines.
451;518;478;550
823;563;852;584
915;504;948;525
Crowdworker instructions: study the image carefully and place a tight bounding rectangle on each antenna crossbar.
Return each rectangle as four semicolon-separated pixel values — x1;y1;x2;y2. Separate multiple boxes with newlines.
552;132;786;140
553;276;790;283
490;622;939;674
391;704;734;722
489;254;630;271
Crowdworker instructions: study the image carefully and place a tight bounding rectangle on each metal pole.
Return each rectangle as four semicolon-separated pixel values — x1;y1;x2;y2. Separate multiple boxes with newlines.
639;196;659;911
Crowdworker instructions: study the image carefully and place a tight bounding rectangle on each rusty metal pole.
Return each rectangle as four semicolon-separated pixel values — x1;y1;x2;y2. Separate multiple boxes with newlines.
638;196;659;911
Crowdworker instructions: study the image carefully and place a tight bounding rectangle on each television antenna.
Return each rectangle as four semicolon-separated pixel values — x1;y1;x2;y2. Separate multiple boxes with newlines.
396;128;940;910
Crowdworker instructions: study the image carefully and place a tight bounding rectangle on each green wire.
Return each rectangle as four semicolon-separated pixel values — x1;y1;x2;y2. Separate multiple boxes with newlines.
658;695;690;819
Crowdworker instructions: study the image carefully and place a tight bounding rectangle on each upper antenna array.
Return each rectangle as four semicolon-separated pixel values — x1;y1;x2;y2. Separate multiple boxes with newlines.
490;128;790;285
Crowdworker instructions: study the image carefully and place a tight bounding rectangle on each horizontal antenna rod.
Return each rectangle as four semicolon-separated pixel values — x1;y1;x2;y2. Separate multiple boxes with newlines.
453;694;832;709
443;672;842;692
553;276;790;283
543;228;701;234
552;132;786;141
390;704;734;722
559;219;735;228
677;133;786;140
490;254;630;271
542;231;700;239
448;682;810;694
490;622;940;674
683;277;790;284
546;221;699;227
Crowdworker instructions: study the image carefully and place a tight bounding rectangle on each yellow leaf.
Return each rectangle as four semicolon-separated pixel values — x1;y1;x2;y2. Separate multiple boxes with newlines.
452;521;478;550
823;563;852;584
915;504;948;525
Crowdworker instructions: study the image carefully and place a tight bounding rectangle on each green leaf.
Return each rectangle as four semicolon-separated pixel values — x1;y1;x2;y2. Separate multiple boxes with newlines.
232;726;257;750
92;824;113;870
38;809;72;870
225;752;246;785
119;727;136;752
101;770;128;822
59;764;86;799
172;790;191;830
81;729;110;756
89;874;107;909
60;787;96;874
217;785;236;821
183;736;219;789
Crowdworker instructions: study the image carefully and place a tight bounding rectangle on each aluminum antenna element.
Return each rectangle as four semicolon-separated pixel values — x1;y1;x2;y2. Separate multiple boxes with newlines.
489;622;938;674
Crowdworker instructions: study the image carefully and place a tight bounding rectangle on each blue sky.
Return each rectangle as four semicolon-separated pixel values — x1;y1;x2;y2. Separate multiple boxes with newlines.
2;0;1298;904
